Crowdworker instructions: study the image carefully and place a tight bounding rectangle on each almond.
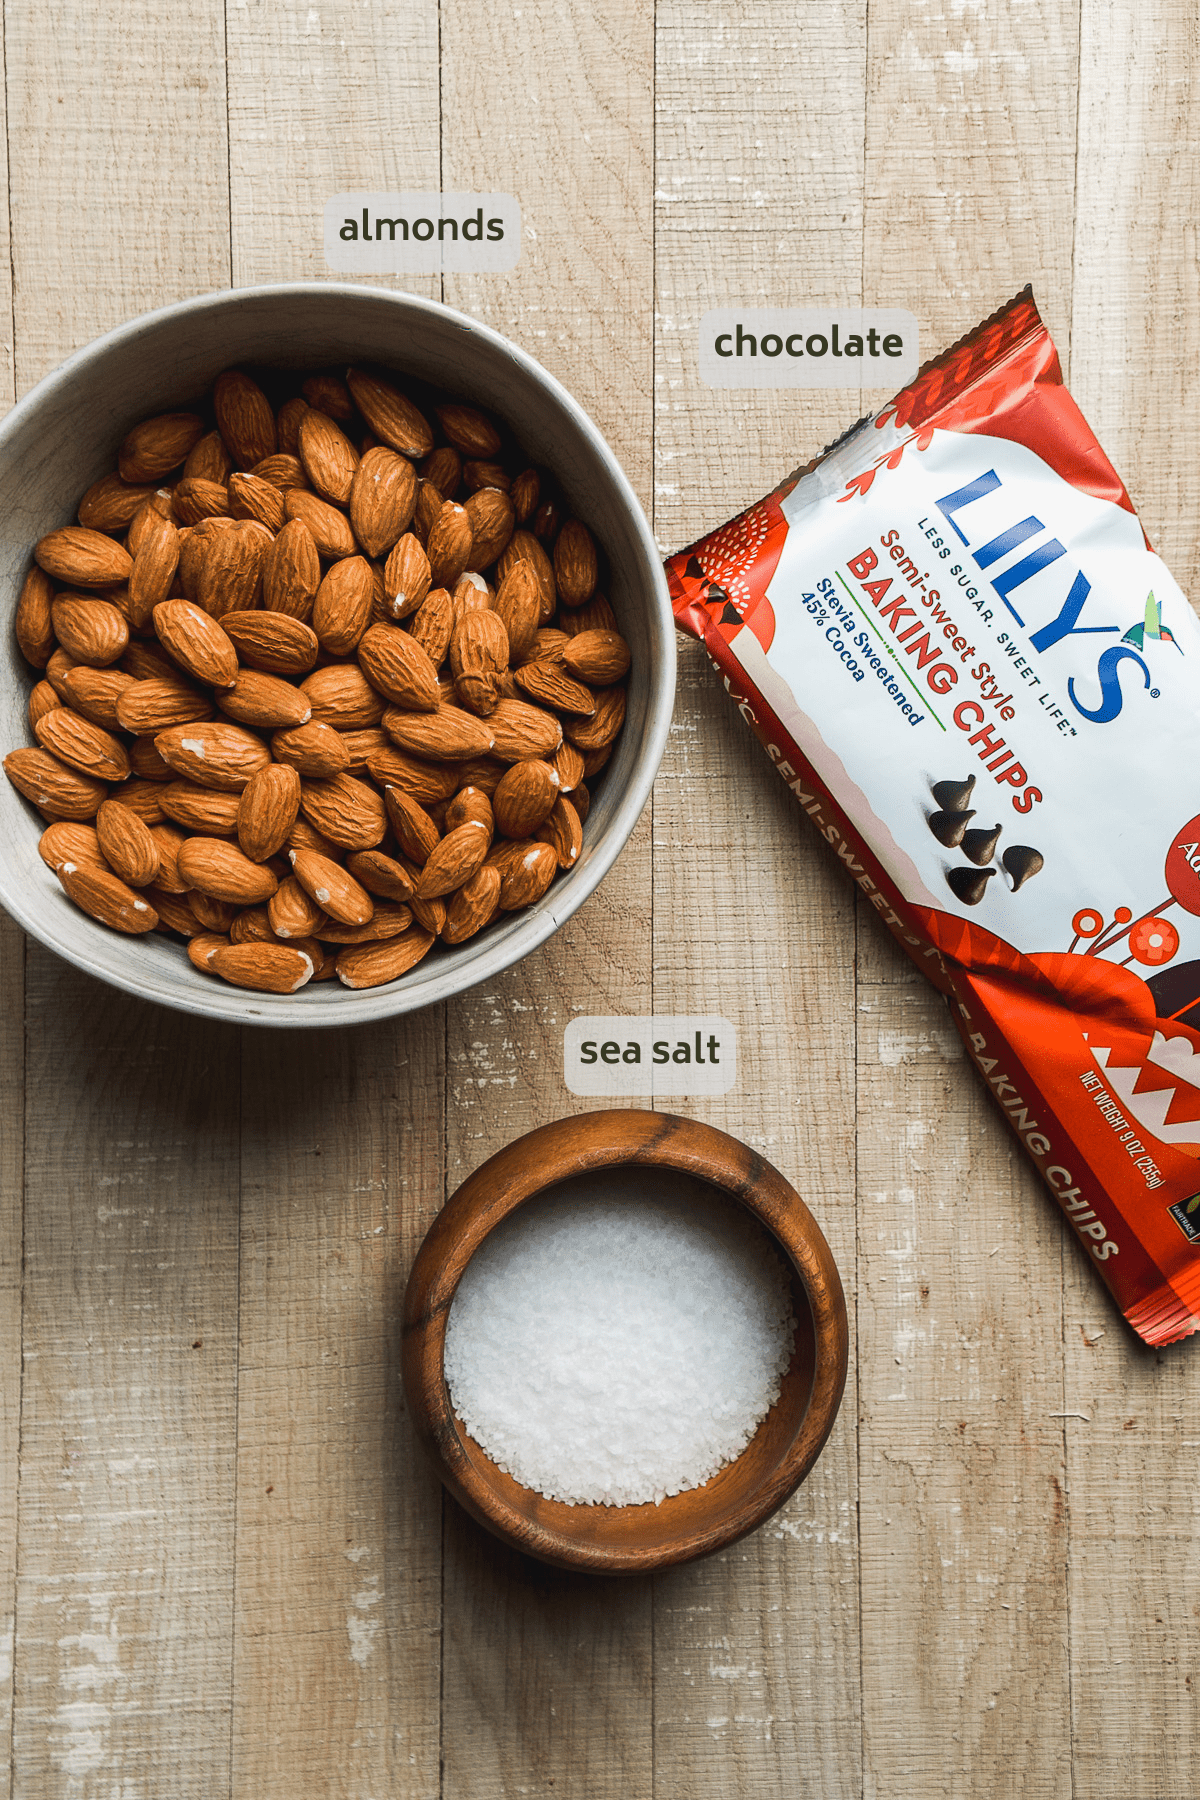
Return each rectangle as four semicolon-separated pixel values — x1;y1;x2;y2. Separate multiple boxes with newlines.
300;772;387;851
533;496;563;542
365;744;458;804
554;519;599;606
492;561;540;662
173;477;232;526
289;846;374;925
210;942;314;993
522;627;570;667
412;479;442;546
445;786;494;833
58;665;134;732
121;640;177;682
492;760;561;838
189;890;240;933
51;597;130;667
357;622;440;711
29;680;62;729
383;786;440;863
263;517;321;620
184;431;233;485
38;820;105;871
252;452;308;491
146;822;190;890
414;821;490;898
35;708;130;782
535;794;583;870
346;368;434;459
5;747;107;819
300;664;385;730
188;931;230;971
560;591;619;637
408;587;454;669
119;412;206;483
276;399;308;457
221;610;319;676
45;647;78;702
313;555;374;654
237;763;302;862
487;697;562;762
15;566;56;667
159;782;243;834
284;489;357;560
549;739;585;793
116;678;214;735
382;704;495;761
510;468;540;523
128;736;174;781
562;628;631;685
95;799;161;886
463;460;510;495
228;905;276;944
450;607;509;686
421;445;462;498
119;779;168;824
435;403;502;459
214;370;277;467
299;408;359;505
497;530;556;623
153;722;272;792
382;534;431;620
78;472;156;532
153;600;239;687
57;860;158;932
349;446;417;558
128;514;182;628
177;517;235;597
334;927;436;989
267;875;327;939
581;742;613;777
492;840;558;910
335;730;387;773
565;685;626;751
177;836;279;905
426;501;474;590
147;886;203;936
302;374;355;422
345;849;415;903
317;903;414;945
451;755;507;795
464;487;515;568
217;669;311;730
228;471;287;532
197;520;267;619
270;720;352;777
513;661;595;715
442;864;502;943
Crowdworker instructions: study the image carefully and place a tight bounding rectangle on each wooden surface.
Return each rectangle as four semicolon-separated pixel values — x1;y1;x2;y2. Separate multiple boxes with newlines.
1;0;1197;1793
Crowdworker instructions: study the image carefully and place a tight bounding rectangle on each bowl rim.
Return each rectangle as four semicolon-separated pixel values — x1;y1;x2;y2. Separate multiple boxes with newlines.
401;1109;849;1573
0;281;675;1027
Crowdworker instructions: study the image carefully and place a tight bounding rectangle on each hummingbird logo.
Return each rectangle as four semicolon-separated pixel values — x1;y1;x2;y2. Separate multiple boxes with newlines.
1122;591;1183;655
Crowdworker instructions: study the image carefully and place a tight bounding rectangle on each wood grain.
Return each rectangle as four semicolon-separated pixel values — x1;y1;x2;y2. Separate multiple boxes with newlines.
1066;2;1200;1791
222;9;445;1792
438;0;655;1791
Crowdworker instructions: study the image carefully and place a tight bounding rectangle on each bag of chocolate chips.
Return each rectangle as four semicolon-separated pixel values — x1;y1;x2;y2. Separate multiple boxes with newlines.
668;288;1200;1345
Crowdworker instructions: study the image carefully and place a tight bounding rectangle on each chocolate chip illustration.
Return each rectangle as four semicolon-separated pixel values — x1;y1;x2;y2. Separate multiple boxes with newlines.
932;774;976;811
929;807;975;847
947;865;995;906
685;556;705;579
720;603;741;625
961;824;1001;867
1003;845;1043;891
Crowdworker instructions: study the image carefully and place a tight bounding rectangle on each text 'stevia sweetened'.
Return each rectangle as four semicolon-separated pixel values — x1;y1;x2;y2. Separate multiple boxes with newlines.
667;288;1200;1346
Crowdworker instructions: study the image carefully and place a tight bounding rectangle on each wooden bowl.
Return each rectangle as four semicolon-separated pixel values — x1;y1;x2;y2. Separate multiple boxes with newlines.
402;1110;849;1574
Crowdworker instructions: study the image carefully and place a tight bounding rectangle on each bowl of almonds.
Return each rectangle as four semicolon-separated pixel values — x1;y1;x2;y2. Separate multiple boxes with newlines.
0;284;673;1023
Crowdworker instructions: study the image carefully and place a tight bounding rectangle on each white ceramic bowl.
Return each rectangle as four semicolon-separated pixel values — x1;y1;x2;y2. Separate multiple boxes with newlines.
0;283;674;1026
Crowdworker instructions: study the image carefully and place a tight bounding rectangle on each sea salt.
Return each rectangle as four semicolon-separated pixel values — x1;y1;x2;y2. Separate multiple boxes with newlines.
443;1175;796;1506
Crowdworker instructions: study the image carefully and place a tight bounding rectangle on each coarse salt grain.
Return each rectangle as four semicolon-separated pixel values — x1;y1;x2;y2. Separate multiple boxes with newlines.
443;1177;796;1507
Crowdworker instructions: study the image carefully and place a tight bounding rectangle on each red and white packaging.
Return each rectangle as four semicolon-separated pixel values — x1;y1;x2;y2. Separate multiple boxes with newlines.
667;289;1200;1345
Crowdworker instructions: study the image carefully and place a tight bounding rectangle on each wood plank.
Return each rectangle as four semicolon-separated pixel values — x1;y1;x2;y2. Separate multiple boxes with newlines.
222;6;444;1793
5;0;230;394
0;22;20;1785
437;0;655;1791
5;5;236;1792
1066;2;1200;1790
855;3;1081;1789
653;1;865;1794
233;1020;445;1798
226;0;440;302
